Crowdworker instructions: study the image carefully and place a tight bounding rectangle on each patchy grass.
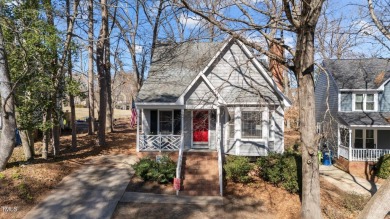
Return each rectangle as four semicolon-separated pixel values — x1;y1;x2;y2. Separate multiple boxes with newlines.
63;107;131;120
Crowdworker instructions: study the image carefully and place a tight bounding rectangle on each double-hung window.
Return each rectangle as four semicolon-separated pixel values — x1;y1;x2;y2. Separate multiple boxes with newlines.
150;110;181;135
354;129;376;149
354;93;375;111
241;111;262;138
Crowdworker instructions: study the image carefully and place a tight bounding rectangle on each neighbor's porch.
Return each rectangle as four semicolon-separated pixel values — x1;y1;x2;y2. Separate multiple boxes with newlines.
337;126;390;161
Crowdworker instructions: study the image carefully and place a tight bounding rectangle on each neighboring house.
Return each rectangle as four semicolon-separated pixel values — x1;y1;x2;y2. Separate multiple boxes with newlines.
316;58;390;165
135;38;291;195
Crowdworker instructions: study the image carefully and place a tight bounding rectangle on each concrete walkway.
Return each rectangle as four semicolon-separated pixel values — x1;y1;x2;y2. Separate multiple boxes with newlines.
24;155;137;219
120;192;224;205
320;165;381;196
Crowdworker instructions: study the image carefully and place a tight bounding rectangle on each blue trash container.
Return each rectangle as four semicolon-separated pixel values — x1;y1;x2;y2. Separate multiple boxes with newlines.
323;151;332;166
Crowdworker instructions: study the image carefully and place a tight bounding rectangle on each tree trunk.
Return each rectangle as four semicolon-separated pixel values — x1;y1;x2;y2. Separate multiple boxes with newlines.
358;177;390;219
51;114;60;156
295;28;321;219
67;0;77;149
0;25;17;171
87;0;95;135
96;0;109;146
42;110;51;159
20;130;34;162
44;0;61;157
106;38;113;133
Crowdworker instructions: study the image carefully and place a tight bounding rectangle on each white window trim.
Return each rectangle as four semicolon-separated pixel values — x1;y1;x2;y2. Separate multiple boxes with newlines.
241;111;263;140
157;110;183;135
352;129;377;149
352;93;378;112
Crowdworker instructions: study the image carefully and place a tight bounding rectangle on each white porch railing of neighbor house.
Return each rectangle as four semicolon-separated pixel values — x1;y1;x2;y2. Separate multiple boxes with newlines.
351;149;390;162
338;145;349;160
139;135;181;151
338;146;390;161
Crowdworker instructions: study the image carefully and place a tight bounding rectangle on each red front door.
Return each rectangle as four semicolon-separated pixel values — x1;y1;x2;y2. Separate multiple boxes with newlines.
193;111;209;142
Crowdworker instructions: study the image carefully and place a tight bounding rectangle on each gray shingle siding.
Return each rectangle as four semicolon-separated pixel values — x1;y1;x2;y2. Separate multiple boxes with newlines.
183;110;192;149
273;106;284;153
184;78;218;106
206;43;280;104
380;81;390;112
340;92;352;111
315;71;339;123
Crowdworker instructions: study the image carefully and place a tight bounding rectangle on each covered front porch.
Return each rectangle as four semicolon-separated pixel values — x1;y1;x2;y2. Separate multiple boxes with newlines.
337;126;390;161
136;107;221;152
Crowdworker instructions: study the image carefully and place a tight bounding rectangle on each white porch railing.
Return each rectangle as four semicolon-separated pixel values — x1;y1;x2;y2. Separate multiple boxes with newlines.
338;147;390;161
139;135;181;151
338;145;349;160
351;149;390;162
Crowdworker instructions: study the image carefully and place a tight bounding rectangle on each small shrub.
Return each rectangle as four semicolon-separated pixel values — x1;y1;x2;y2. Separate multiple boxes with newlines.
280;155;300;193
132;157;157;181
256;151;301;193
224;156;253;183
0;173;5;180
155;155;176;184
375;154;390;179
343;192;368;212
257;153;283;185
132;155;176;184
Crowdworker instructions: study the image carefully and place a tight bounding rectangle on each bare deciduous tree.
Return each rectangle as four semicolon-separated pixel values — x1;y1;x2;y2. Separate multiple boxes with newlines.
87;0;95;135
180;0;325;217
96;0;109;146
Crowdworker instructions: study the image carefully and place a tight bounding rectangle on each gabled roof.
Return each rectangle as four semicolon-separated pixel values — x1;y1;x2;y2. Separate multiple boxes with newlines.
137;39;290;106
323;58;390;90
137;41;225;103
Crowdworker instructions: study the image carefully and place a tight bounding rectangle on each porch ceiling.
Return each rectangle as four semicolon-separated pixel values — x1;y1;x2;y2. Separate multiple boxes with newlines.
338;112;390;126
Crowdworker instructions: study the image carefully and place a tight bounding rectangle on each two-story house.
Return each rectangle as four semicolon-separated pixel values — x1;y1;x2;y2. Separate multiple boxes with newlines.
316;58;390;173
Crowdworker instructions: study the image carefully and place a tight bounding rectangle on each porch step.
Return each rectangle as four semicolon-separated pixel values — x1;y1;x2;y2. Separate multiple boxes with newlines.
180;152;220;196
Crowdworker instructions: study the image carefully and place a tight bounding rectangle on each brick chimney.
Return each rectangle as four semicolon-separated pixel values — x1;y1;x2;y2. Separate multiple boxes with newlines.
269;39;285;92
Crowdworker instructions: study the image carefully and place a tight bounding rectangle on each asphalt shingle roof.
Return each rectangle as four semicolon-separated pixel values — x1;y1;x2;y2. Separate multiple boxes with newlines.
323;58;390;89
338;112;390;126
137;41;225;103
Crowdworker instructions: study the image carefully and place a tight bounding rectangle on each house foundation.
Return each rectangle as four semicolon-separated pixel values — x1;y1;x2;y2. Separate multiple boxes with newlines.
335;157;385;183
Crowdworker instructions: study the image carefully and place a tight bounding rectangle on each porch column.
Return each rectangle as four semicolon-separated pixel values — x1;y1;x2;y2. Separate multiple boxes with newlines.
216;106;223;196
136;108;140;152
348;129;352;160
234;107;241;155
216;107;221;148
181;109;184;149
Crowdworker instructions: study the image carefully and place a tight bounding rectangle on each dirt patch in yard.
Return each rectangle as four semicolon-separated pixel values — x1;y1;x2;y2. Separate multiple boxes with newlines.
126;175;176;195
0;118;135;219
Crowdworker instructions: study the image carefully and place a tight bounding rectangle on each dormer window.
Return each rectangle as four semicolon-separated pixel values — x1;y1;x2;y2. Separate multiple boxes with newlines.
353;93;376;111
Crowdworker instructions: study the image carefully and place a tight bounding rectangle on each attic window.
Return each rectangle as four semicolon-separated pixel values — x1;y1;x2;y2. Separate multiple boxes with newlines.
353;93;376;111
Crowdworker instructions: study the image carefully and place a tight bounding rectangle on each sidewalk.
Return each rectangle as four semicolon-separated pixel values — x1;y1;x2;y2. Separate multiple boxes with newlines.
24;155;137;219
320;165;381;196
120;192;224;205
